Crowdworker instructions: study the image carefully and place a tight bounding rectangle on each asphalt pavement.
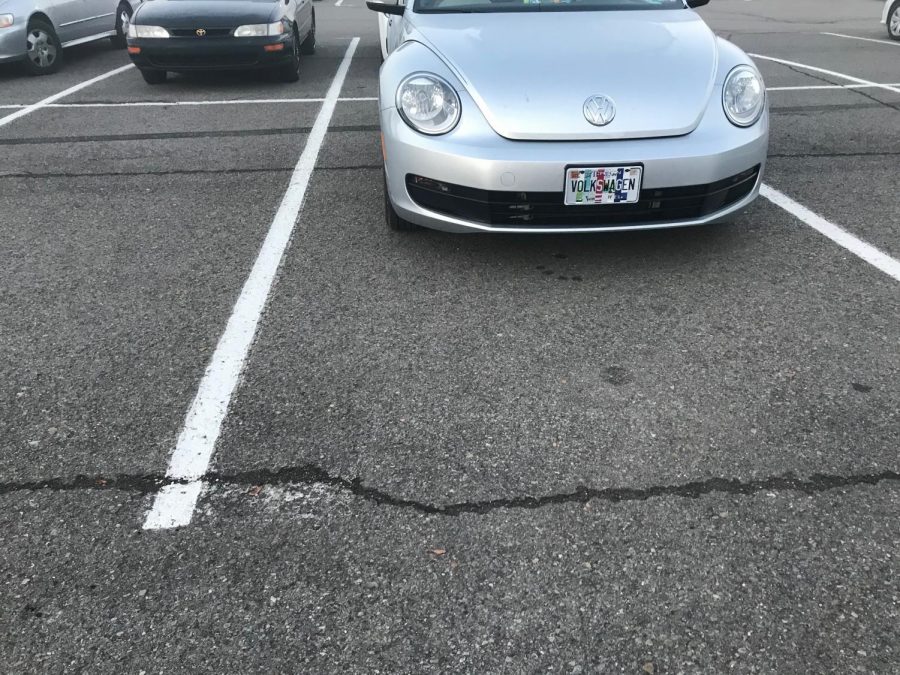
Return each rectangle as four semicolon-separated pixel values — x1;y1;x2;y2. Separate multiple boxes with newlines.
1;0;898;671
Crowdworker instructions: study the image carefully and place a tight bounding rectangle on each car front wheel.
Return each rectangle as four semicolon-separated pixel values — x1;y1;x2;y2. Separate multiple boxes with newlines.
140;69;167;84
111;3;133;49
23;20;63;75
277;30;301;82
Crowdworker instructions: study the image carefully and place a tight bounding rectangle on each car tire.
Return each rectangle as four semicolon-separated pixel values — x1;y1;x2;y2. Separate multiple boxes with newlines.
888;0;900;41
111;3;133;48
300;13;316;55
22;20;63;76
384;172;418;232
278;29;301;83
140;69;167;84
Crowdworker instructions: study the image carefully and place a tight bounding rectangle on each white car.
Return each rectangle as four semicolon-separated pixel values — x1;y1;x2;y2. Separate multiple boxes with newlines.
376;4;402;60
885;0;900;40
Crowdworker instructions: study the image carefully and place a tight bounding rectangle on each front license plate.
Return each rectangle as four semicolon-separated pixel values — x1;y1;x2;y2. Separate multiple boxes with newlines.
564;165;642;206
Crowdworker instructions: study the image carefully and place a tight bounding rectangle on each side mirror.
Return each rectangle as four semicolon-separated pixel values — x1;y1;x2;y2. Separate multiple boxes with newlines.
686;0;710;6
366;0;405;15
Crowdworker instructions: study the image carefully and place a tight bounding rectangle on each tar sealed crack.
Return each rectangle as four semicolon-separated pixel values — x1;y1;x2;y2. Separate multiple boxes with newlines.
0;125;381;146
776;63;900;114
1;466;898;515
0;164;384;180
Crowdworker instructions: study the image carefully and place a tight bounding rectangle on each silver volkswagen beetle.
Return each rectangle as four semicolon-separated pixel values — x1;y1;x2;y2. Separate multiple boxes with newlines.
367;0;768;233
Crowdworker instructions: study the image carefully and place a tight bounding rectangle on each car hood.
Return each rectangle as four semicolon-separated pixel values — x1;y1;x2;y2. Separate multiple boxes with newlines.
135;0;276;28
407;9;719;141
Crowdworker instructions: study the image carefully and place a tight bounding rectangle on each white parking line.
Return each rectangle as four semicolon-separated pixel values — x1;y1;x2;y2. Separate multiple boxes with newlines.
761;184;900;283
821;32;900;48
0;64;134;129
750;53;900;95
0;97;378;110
143;37;361;531
767;83;900;92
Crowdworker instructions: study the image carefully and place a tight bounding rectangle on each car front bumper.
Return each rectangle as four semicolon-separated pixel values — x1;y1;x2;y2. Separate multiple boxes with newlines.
0;22;27;63
127;34;293;71
381;92;769;234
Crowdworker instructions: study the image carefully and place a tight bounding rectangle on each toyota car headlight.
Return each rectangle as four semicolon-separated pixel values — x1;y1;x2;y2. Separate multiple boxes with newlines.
723;65;765;127
396;73;461;135
0;14;14;29
234;22;284;37
128;24;170;38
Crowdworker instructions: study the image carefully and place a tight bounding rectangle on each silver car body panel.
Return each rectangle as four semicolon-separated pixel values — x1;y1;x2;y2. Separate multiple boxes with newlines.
404;11;718;141
379;9;769;234
58;12;113;27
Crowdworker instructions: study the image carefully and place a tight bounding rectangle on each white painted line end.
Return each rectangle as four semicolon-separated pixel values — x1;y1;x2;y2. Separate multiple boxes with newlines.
761;184;900;283
143;482;205;530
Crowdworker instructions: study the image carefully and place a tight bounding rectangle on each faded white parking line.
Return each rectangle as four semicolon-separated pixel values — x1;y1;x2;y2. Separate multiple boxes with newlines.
0;64;134;129
761;184;900;283
767;83;900;92
750;53;900;95
0;97;378;110
143;37;361;531
821;32;900;48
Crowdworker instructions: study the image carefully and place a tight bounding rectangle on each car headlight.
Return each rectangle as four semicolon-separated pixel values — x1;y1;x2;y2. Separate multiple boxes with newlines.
0;14;14;29
234;22;284;37
128;24;170;38
723;65;765;127
396;73;461;136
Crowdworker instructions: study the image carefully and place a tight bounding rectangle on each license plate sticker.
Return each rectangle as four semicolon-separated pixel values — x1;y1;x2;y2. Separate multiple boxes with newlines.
564;166;642;206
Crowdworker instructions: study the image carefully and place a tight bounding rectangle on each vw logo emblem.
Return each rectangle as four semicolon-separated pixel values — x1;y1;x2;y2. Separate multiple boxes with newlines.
195;28;207;36
583;95;616;126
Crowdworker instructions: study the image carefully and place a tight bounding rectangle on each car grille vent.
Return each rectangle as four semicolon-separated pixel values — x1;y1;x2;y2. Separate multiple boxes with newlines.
406;166;761;228
169;28;233;37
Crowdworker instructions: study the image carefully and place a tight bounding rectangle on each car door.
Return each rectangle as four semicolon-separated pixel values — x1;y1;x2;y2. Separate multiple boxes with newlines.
76;0;118;40
384;0;405;55
292;0;311;41
38;0;93;43
378;12;389;60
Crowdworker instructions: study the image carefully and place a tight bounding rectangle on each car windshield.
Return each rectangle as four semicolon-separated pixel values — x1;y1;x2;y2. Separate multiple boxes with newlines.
415;0;684;13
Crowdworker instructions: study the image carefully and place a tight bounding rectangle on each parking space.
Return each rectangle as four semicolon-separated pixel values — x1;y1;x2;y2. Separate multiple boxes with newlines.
0;41;130;106
1;0;899;670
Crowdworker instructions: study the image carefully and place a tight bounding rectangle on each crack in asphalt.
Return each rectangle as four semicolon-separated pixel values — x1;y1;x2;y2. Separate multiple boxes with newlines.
0;125;381;146
771;102;892;115
721;11;847;26
4;153;897;181
0;165;384;180
1;466;898;515
777;63;900;114
768;151;900;158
